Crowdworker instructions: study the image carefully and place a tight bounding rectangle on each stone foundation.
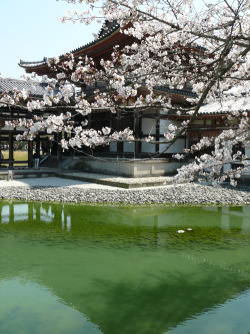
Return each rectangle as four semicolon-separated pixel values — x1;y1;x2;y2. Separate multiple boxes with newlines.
65;157;183;177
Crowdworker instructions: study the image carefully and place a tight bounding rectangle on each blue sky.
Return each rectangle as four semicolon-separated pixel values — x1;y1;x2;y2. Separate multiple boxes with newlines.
0;0;100;79
0;0;209;79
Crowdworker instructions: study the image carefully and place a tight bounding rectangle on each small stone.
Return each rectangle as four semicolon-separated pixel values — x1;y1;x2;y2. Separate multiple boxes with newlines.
177;230;185;233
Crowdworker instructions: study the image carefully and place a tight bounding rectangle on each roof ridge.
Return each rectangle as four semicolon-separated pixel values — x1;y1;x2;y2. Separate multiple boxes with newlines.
0;77;43;85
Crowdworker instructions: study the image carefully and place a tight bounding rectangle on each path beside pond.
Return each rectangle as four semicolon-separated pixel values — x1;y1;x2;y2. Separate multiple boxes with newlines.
0;176;121;190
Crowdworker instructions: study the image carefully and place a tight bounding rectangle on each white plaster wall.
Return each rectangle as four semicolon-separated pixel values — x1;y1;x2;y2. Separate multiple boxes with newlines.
159;119;181;135
2;125;14;131
245;147;250;158
110;141;135;153
16;126;27;131
123;142;135;152
142;118;156;135
159;138;185;153
141;139;156;153
1;126;26;131
243;146;250;172
109;142;117;152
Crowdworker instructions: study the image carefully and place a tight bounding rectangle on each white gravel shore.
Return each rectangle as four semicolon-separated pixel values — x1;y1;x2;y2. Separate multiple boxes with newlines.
0;176;250;205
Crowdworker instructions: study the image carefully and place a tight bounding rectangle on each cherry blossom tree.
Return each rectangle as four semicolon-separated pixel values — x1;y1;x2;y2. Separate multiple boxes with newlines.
0;0;249;185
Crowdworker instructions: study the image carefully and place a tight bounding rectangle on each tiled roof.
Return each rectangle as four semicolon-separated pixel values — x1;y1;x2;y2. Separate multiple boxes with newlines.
83;82;197;98
0;77;46;97
18;58;48;69
19;21;120;69
198;97;250;115
98;20;119;37
154;86;197;98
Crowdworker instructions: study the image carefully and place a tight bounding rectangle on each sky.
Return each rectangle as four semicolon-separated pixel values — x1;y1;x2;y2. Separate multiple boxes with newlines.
0;0;210;79
0;0;100;79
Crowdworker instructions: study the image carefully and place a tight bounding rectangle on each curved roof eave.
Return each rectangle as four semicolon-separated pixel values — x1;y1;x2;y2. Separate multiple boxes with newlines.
19;22;121;70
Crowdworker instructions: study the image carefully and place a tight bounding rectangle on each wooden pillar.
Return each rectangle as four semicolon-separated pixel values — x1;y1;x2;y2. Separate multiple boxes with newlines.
88;114;92;129
28;140;33;168
36;135;40;154
9;131;14;168
87;114;92;156
135;110;141;155
45;137;50;155
117;110;123;154
57;132;62;169
155;110;160;153
0;130;2;167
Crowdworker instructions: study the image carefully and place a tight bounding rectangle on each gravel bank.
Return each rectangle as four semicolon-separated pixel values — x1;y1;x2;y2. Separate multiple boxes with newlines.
0;183;250;205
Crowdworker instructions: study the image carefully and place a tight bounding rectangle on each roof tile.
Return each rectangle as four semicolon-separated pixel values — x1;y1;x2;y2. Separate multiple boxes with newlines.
0;77;46;97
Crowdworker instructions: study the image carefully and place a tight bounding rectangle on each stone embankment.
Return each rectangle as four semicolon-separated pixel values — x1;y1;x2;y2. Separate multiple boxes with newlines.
0;183;250;205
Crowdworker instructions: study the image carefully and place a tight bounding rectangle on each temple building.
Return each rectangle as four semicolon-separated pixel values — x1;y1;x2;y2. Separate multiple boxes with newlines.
17;22;195;174
1;21;248;176
0;78;52;168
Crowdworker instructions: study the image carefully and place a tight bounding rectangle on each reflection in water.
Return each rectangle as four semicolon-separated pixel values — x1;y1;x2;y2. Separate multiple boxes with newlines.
167;288;250;334
0;279;101;334
14;204;28;221
1;202;55;224
1;205;9;224
1;201;250;231
1;201;250;334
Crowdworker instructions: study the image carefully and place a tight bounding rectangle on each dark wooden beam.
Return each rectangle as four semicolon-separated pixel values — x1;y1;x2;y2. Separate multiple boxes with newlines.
57;133;62;169
36;135;40;154
155;110;160;153
117;110;123;153
28;140;33;168
135;110;141;155
9;132;13;168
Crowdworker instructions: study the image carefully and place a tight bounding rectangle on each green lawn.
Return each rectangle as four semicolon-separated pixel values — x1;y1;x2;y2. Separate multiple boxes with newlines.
1;150;28;166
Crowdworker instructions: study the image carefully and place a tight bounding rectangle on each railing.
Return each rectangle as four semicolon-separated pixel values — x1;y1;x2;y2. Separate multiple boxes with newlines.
0;159;28;168
40;154;50;164
0;159;15;167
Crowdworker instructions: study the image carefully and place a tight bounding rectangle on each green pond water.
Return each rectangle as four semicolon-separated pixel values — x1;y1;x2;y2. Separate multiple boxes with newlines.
1;202;250;334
